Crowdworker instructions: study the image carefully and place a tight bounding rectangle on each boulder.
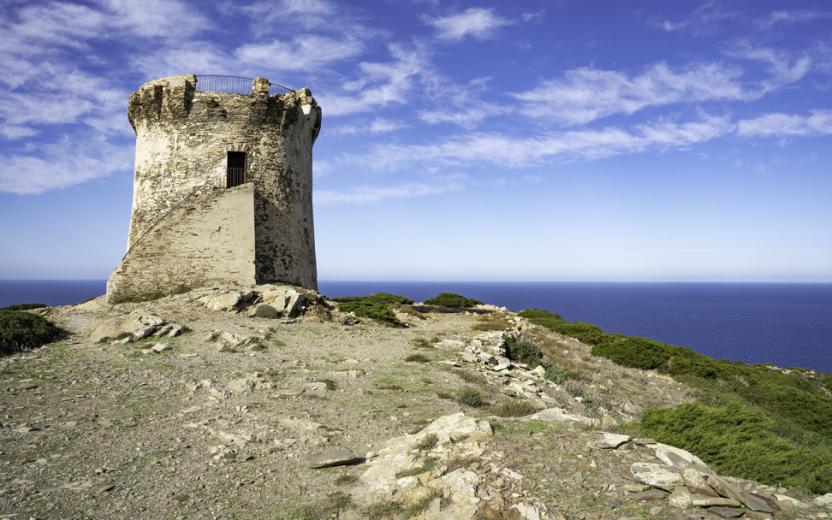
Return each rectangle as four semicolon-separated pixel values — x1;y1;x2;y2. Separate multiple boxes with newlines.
706;475;776;513
630;462;683;491
595;432;631;449
525;408;597;426
708;507;745;518
775;493;808;510
654;443;708;470
90;311;168;343
815;493;832;508
199;291;244;311
258;285;308;317
205;330;262;352
668;487;693;509
309;448;363;469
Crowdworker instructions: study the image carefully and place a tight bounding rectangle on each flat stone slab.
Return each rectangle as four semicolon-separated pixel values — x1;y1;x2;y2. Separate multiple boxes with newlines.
596;432;631;449
309;448;364;469
631;462;683;491
708;506;746;518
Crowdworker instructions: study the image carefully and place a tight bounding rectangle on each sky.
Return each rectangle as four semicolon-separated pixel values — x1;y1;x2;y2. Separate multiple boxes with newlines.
0;0;831;282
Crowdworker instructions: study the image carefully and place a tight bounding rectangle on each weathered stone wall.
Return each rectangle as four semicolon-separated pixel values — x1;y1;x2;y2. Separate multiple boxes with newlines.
107;184;257;303
107;74;321;302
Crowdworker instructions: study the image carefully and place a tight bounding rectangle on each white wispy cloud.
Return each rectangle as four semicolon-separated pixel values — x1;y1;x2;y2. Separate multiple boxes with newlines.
723;43;811;93
653;1;737;35
737;110;832;137
759;9;832;28
426;8;511;41
512;62;748;125
332;114;736;171
235;35;364;71
315;179;462;205
96;0;212;39
329;118;406;136
321;44;429;116
0;136;132;195
242;0;337;32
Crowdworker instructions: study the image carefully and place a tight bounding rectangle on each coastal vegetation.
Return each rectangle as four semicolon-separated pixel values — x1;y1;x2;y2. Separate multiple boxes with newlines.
519;309;832;494
423;292;482;308
333;293;412;326
0;308;63;356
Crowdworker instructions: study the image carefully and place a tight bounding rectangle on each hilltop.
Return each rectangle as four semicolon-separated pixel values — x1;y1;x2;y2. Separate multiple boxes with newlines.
1;285;831;519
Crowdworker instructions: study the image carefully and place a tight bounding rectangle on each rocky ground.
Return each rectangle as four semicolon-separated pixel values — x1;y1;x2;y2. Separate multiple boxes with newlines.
1;285;830;519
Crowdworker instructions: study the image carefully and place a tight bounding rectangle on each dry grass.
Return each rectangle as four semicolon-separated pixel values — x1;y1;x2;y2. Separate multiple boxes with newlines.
471;315;510;331
490;399;541;417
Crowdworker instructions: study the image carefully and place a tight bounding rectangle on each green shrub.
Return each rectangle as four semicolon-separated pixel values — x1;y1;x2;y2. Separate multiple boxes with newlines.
641;401;832;494
334;292;413;305
1;303;47;310
504;336;544;368
424;292;482;308
544;365;570;384
520;308;832;493
0;310;63;356
336;299;403;327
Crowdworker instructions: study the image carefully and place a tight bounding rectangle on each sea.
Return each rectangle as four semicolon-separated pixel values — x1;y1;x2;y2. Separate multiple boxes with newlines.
1;280;830;373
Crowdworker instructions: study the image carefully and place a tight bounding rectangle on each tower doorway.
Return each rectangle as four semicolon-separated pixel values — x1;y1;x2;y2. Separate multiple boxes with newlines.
226;152;247;187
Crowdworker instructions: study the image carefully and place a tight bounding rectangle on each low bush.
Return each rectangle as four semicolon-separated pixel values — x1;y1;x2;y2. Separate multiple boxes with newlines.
1;303;47;311
520;308;832;493
544;365;571;384
336;299;403;327
0;310;63;356
334;292;413;306
424;292;482;308
504;336;543;366
641;400;832;494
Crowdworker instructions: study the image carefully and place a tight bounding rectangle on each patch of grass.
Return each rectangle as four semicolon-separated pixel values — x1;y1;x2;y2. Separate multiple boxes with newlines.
275;493;352;519
395;456;437;478
472;315;510;331
457;370;488;386
0;310;64;356
411;338;435;349
456;388;487;408
334;474;358;486
490;398;540;417
1;303;47;310
445;456;479;473
424;292;482;308
520;308;832;494
414;433;438;451
365;501;401;520
401;490;441;518
405;353;430;363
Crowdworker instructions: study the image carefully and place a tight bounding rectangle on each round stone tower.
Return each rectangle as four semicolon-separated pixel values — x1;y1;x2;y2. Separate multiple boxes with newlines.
106;74;322;303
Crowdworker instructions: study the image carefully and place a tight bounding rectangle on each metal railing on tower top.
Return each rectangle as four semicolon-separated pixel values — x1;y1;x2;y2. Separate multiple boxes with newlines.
195;75;292;95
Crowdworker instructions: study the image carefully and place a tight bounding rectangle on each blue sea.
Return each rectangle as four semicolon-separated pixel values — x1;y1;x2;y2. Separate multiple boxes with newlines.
1;280;831;373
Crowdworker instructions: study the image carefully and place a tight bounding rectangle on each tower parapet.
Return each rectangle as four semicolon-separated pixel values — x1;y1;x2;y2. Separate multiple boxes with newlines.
107;74;321;303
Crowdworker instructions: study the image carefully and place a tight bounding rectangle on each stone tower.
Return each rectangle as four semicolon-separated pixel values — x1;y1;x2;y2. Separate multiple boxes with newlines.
106;74;322;303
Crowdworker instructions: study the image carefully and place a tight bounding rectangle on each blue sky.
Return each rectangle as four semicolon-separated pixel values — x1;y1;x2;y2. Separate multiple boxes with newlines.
1;0;831;282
